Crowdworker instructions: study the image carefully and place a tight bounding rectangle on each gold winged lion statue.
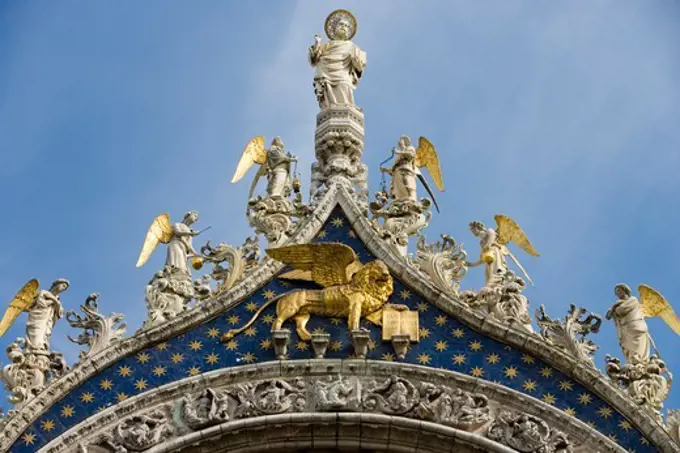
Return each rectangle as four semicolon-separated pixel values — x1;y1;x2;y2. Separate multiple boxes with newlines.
223;243;399;341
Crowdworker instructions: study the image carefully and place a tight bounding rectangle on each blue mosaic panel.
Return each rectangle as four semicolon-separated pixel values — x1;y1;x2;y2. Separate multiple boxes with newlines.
10;206;653;453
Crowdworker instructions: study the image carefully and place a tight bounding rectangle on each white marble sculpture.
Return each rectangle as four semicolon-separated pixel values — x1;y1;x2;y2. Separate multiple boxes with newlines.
309;9;366;109
606;284;651;364
467;216;538;289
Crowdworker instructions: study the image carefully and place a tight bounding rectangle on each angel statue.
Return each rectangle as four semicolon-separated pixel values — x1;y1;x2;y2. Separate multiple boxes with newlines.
467;215;539;289
223;242;405;341
0;279;69;353
136;211;205;275
380;135;444;212
232;136;298;200
309;9;367;109
0;279;69;406
606;284;680;364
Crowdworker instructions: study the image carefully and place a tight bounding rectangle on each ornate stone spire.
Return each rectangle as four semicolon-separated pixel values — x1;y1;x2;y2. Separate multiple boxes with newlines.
308;10;368;206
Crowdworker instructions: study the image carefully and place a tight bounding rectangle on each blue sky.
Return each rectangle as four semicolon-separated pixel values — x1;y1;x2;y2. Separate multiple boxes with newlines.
1;1;679;410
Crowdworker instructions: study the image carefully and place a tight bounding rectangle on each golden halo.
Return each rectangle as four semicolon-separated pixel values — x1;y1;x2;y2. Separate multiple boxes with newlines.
324;9;357;40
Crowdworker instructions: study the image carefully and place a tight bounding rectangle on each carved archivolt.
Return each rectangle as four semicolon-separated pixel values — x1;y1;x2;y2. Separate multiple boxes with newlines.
72;372;582;453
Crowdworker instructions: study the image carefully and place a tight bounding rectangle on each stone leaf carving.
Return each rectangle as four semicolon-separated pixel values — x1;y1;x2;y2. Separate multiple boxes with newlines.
460;271;533;333
487;411;573;453
413;382;491;430
370;191;432;257
1;338;67;408
535;304;601;365
67;293;126;361
177;388;231;430
605;354;672;424
90;409;173;453
363;376;420;415
200;236;260;294
142;265;194;330
312;375;362;411
414;234;467;296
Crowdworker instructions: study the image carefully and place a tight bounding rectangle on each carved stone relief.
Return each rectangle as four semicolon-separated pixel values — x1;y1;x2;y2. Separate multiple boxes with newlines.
535;304;601;365
67;293;126;362
487;411;573;453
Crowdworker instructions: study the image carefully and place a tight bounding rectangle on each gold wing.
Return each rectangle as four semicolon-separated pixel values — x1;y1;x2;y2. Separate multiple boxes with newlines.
638;284;680;334
267;242;360;288
495;214;540;257
0;279;39;338
231;136;267;183
415;136;444;191
135;213;173;268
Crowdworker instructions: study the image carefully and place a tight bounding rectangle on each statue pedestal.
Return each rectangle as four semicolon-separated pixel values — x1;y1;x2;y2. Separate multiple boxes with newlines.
312;106;367;204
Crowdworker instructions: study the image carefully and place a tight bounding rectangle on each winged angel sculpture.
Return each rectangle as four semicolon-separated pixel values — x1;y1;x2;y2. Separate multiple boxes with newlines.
0;279;68;352
0;279;69;405
223;243;401;341
232;137;303;245
232;136;298;200
372;136;444;256
468;215;539;288
607;283;679;364
136;211;206;328
380;135;444;211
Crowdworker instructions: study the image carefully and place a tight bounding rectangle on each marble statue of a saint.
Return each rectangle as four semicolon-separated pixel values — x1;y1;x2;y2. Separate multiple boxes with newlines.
606;284;650;364
25;279;69;353
167;211;200;274
309;10;366;109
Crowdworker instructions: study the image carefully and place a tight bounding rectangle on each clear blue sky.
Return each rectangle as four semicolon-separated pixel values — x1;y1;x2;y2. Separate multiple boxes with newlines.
1;1;679;409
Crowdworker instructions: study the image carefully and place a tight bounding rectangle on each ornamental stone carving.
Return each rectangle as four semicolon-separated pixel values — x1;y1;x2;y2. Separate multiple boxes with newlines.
414;234;467;295
413;382;491;430
605;354;672;423
667;409;680;445
67;293;126;361
487;411;573;453
1;337;67;408
177;388;231;430
535;304;601;365
142;265;194;330
370;190;432;257
200;236;260;294
312;375;362;411
86;409;173;453
364;375;419;415
460;271;533;333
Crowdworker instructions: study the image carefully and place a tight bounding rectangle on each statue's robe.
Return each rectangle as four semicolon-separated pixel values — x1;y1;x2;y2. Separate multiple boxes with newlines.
167;223;193;274
612;296;650;364
309;39;366;108
266;146;292;198
25;290;63;352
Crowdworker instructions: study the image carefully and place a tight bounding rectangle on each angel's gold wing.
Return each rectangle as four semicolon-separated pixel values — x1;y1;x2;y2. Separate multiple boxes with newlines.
638;284;680;334
0;279;39;338
136;214;173;268
495;214;540;257
232;136;267;184
415;136;444;191
267;243;361;288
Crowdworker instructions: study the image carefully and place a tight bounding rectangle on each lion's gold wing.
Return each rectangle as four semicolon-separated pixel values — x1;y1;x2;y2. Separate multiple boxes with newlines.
136;213;173;268
0;279;39;338
231;136;267;184
638;284;680;335
267;242;360;288
495;214;540;257
415;136;444;191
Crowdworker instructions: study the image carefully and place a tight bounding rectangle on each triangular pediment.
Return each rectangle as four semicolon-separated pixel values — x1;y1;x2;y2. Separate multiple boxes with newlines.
1;186;667;453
